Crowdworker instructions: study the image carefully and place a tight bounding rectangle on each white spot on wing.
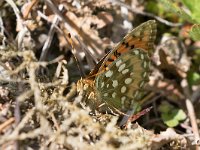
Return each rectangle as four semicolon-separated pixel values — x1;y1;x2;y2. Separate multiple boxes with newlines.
101;82;104;88
121;86;127;93
121;96;126;101
112;80;118;88
134;91;139;98
118;63;126;72
121;96;126;108
133;49;139;55
148;62;151;68
112;92;116;98
139;81;145;87
122;69;129;74
104;93;108;97
105;70;113;77
125;78;132;84
140;54;144;59
143;61;147;68
143;72;147;78
116;59;122;67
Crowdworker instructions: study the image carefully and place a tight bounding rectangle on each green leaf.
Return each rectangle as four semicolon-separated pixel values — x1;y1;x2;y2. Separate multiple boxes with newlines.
187;71;200;85
159;102;186;127
192;14;200;23
158;101;173;113
161;113;179;127
159;0;195;23
182;0;200;23
173;109;187;121
189;24;200;41
182;0;199;13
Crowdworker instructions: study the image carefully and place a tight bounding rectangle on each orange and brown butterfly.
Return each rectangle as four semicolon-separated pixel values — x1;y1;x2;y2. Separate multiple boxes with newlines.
77;20;157;114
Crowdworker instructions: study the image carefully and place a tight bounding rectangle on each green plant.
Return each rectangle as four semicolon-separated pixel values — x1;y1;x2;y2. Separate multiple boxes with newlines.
159;101;186;127
159;0;200;41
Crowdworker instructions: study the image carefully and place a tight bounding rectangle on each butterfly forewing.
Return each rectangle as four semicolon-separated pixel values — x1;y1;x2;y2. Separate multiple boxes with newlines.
90;20;156;76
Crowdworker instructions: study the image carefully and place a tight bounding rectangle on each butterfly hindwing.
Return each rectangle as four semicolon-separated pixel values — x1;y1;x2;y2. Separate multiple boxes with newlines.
95;48;151;111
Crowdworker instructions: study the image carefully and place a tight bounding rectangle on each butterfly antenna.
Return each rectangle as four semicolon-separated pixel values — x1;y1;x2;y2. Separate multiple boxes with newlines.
74;35;100;76
67;33;85;77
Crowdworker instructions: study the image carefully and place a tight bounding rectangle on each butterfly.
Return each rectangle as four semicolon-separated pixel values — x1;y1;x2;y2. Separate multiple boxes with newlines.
77;20;157;115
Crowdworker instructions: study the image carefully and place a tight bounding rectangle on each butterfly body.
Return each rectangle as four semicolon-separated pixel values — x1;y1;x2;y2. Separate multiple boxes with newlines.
77;20;157;114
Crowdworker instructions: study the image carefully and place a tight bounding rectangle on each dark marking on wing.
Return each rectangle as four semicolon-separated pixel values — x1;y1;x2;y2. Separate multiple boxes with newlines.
131;45;135;49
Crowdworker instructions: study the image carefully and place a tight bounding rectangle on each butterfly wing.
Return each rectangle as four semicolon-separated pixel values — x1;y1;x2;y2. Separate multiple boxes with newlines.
94;20;157;112
90;20;157;77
